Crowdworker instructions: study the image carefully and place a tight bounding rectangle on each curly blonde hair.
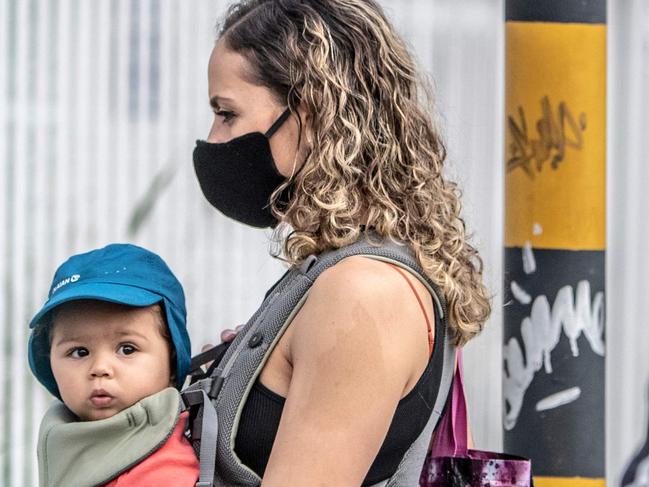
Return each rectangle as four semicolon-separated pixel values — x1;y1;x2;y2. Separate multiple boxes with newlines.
220;0;491;345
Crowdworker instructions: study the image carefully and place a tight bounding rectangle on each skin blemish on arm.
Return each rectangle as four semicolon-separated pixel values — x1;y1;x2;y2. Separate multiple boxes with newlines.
301;301;391;422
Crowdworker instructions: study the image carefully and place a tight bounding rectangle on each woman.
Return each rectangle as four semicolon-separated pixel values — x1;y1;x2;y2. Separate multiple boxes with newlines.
192;0;491;485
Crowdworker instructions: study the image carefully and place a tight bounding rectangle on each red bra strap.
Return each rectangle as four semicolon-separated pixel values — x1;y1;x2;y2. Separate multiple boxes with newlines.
387;264;434;356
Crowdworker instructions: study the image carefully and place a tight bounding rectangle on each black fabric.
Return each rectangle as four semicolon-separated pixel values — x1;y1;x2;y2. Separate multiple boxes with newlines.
188;342;231;376
234;302;446;484
505;0;606;23
188;345;231;387
193;134;289;228
192;108;292;229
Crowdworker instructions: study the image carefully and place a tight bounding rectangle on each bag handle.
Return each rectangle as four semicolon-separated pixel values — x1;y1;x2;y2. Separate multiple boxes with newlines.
429;348;469;456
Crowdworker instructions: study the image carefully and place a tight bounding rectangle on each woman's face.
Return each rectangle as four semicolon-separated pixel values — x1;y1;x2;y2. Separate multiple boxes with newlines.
206;38;308;178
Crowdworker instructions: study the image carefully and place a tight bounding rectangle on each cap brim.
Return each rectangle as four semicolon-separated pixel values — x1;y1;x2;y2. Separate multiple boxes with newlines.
29;282;163;328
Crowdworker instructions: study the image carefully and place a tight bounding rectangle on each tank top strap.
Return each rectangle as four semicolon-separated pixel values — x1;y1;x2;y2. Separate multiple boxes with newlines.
386;263;434;357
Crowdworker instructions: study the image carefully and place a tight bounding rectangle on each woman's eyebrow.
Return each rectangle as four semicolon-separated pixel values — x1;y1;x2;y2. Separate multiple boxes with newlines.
209;95;235;109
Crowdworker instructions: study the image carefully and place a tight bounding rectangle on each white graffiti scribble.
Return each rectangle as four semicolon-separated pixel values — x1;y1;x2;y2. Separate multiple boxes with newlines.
511;281;532;305
503;280;605;430
535;386;581;412
522;240;536;274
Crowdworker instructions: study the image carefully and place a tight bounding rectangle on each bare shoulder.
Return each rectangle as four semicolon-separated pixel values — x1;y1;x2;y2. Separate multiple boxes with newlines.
287;254;433;389
310;254;411;302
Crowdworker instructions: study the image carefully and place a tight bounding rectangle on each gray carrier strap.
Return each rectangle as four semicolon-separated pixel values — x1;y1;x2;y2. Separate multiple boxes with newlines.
182;381;218;487
208;233;457;486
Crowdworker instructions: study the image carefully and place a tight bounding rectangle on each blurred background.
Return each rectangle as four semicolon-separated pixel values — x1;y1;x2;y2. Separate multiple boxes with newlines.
1;0;647;485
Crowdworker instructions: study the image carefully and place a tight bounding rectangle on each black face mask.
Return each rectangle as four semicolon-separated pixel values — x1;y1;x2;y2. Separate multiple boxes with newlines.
193;108;293;228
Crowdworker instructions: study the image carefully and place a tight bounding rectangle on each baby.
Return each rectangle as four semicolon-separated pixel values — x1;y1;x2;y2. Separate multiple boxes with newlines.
28;243;199;487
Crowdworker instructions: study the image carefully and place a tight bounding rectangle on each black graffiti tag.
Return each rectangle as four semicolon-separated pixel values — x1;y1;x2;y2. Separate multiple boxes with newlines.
507;96;587;179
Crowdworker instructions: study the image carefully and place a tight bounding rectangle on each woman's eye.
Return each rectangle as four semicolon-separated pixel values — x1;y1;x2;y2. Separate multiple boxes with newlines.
215;110;235;123
69;347;89;358
118;344;137;355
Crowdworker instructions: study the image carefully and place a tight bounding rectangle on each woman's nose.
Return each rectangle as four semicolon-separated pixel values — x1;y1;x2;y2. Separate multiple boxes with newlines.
207;119;228;143
207;119;219;143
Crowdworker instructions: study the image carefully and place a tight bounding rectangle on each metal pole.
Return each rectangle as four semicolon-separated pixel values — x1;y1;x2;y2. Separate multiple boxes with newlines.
503;1;606;485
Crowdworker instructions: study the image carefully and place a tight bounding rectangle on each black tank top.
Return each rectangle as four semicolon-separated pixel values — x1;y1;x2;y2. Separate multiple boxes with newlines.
234;267;445;485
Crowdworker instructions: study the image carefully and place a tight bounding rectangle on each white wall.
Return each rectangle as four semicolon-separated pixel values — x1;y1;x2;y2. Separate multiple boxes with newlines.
607;0;649;483
0;1;646;485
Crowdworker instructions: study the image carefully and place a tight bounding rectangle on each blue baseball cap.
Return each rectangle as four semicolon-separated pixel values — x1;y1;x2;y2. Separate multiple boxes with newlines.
28;243;191;399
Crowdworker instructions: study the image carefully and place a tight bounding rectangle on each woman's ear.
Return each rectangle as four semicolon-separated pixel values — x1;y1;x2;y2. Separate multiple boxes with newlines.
289;105;313;178
295;103;312;143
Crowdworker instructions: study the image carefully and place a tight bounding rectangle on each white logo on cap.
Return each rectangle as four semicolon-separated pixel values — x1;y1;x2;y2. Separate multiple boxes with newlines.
51;274;81;294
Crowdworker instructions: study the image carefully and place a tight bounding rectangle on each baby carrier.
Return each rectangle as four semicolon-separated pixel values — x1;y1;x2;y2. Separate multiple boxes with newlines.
181;234;457;486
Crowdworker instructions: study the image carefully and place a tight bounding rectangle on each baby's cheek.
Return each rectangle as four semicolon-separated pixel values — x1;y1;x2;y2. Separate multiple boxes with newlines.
144;365;174;395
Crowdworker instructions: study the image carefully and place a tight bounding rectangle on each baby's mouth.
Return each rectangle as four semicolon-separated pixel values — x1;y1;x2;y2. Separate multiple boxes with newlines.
90;389;115;407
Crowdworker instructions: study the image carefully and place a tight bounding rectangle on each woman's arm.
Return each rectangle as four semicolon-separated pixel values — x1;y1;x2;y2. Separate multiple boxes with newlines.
261;257;434;486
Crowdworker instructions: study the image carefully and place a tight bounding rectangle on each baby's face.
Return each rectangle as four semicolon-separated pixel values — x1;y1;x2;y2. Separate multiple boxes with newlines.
49;301;172;421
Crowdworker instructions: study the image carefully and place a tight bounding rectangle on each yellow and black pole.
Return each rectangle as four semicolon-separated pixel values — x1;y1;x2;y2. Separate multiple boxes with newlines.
503;1;606;486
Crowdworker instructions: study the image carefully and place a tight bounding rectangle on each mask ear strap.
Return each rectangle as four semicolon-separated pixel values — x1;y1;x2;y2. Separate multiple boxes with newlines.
265;108;292;138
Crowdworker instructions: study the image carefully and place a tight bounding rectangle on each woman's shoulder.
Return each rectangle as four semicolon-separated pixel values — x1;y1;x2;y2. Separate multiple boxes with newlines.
310;254;433;315
311;254;417;297
286;254;433;384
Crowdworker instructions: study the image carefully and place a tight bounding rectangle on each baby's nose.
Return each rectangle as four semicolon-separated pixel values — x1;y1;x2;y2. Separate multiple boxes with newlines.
89;355;114;378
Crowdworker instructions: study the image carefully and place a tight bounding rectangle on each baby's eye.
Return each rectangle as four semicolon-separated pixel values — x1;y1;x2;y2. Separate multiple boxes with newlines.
69;347;89;358
118;344;137;355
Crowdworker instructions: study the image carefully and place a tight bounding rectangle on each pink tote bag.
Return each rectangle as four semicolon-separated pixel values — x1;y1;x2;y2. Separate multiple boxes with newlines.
420;350;533;487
